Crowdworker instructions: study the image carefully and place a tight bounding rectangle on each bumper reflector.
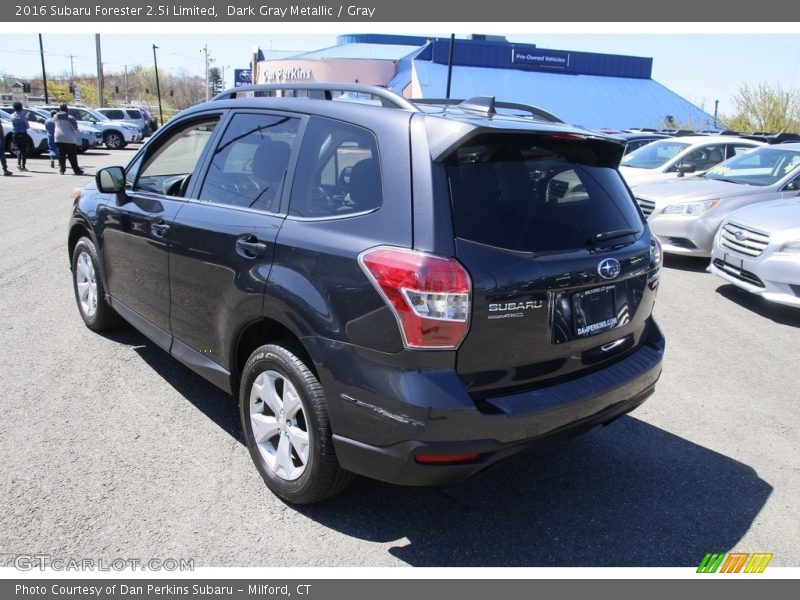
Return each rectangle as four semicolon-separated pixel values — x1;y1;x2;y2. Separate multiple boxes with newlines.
414;453;481;465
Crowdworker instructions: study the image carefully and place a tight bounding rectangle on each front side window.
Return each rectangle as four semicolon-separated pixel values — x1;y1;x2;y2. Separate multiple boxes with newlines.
289;117;381;218
134;118;219;195
671;144;725;172
447;135;643;253
621;140;690;169
198;112;300;212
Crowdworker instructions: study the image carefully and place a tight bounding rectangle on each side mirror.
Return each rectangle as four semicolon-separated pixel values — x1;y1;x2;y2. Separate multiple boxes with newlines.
677;163;697;177
96;166;126;193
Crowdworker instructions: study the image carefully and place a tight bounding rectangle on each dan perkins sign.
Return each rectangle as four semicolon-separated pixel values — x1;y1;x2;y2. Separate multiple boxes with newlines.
512;48;570;70
262;66;313;82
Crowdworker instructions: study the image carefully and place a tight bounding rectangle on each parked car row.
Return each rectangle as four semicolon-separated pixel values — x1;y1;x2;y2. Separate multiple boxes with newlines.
1;106;104;154
629;143;800;308
2;104;145;155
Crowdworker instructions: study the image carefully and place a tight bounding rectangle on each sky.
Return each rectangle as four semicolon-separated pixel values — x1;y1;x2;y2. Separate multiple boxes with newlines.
1;29;799;116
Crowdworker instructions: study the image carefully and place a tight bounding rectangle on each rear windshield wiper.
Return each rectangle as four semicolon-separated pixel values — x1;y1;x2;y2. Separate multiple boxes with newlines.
587;229;638;245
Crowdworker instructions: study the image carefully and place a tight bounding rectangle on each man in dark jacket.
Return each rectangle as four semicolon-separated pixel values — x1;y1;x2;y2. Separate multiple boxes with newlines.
54;104;84;175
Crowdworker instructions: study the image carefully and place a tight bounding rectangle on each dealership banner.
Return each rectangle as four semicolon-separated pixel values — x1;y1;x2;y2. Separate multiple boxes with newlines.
2;579;795;600
3;0;800;21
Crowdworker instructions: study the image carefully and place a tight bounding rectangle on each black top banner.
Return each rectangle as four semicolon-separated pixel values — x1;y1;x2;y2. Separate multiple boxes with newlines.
3;0;800;22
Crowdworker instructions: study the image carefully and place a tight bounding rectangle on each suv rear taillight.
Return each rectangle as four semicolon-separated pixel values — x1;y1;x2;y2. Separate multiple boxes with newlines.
358;246;471;350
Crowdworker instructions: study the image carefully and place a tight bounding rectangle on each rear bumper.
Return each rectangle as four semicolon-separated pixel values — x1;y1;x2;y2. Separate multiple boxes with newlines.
308;321;665;486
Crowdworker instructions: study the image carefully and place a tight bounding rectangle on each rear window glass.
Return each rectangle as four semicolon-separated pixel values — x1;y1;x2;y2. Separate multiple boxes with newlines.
446;135;643;253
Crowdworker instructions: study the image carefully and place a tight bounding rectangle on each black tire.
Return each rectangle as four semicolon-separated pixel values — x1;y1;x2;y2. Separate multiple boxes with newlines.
71;237;121;331
240;342;354;504
104;131;126;150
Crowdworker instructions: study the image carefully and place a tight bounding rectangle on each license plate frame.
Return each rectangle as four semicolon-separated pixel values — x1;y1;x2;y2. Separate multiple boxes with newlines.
724;252;744;271
573;285;618;338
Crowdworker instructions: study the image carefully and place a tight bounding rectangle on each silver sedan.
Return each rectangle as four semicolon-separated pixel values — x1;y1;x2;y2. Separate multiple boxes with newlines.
709;198;800;308
633;144;800;257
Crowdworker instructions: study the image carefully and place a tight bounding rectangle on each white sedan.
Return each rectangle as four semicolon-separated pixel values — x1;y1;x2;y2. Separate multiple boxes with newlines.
619;135;763;189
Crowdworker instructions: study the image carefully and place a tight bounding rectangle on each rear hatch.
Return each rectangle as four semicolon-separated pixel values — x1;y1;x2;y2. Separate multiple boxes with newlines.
444;133;661;398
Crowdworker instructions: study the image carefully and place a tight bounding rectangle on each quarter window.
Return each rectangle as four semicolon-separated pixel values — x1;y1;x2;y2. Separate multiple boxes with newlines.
198;112;300;213
289;117;381;218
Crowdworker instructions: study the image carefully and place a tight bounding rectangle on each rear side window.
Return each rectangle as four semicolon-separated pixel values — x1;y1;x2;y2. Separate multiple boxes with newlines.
289;117;381;218
199;112;300;212
126;109;142;119
105;110;124;120
446;135;643;253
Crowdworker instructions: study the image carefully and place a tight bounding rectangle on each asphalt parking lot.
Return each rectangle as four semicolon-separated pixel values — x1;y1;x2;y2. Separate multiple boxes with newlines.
0;148;797;568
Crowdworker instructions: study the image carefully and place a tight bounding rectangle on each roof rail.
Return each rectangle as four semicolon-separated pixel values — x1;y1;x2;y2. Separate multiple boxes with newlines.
212;83;418;111
410;97;563;123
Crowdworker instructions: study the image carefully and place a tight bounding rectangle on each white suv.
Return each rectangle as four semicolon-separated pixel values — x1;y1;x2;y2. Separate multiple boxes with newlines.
43;106;142;149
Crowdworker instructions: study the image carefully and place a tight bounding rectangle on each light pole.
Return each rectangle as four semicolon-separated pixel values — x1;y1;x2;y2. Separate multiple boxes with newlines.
153;44;163;125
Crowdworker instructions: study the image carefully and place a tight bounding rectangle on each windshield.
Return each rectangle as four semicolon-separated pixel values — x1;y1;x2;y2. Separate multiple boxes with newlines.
446;134;643;253
620;139;690;169
705;147;800;186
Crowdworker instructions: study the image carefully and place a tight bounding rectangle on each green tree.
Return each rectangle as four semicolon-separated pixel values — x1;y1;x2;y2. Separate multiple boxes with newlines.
208;66;223;97
722;82;800;133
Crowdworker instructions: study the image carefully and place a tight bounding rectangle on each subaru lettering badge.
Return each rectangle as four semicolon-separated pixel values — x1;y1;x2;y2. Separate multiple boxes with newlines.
734;230;745;241
598;258;621;280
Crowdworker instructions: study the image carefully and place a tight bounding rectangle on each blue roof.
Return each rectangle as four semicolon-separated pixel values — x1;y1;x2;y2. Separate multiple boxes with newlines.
291;43;422;61
412;61;715;131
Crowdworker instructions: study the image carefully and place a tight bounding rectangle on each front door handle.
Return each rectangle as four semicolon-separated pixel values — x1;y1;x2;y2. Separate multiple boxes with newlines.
151;220;171;237
236;237;268;257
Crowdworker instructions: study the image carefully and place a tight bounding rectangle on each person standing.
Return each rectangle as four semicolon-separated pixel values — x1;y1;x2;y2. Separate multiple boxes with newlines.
0;119;14;176
45;110;59;169
11;101;30;171
53;103;84;175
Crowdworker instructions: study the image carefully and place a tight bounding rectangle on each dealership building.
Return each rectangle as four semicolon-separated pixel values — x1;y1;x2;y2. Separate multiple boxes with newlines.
251;34;715;131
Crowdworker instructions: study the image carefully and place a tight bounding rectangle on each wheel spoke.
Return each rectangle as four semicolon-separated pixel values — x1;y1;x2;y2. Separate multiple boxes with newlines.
77;281;90;301
287;426;309;465
275;434;295;478
282;380;302;418
250;372;283;417
251;413;280;444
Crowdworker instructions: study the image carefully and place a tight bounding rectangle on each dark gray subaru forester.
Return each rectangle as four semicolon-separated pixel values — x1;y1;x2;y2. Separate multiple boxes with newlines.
68;84;665;504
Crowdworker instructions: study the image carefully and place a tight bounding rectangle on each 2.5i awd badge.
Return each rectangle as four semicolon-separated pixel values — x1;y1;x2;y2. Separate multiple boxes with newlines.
488;300;544;319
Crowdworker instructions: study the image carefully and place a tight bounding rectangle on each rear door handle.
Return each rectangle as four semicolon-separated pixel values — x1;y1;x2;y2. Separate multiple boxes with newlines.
236;237;268;257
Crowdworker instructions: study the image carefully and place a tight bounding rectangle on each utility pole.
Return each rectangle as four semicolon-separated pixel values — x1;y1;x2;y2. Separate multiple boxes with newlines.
95;34;104;107
67;54;76;102
38;34;49;104
153;44;163;125
124;65;129;104
714;99;719;129
202;44;210;102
